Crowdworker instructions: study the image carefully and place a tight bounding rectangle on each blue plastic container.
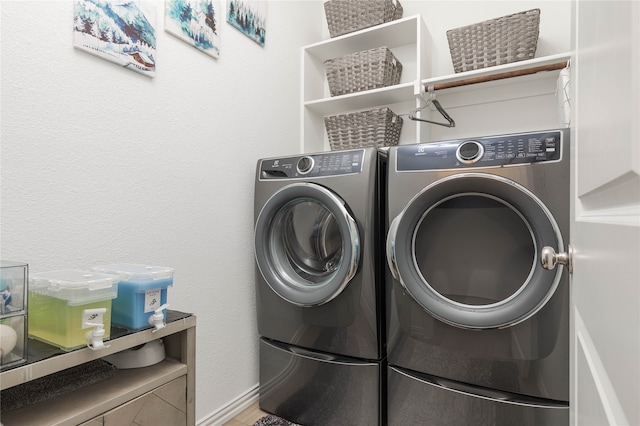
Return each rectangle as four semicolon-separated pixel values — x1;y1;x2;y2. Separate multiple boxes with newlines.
92;264;173;331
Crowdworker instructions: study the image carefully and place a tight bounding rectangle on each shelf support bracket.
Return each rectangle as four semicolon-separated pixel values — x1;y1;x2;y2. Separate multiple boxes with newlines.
409;85;456;128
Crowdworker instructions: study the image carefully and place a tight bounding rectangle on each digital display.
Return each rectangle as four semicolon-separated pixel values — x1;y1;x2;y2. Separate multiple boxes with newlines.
397;131;562;171
260;149;365;179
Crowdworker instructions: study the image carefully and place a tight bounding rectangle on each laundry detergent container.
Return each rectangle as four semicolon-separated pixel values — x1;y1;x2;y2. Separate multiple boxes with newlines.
28;270;118;351
92;264;173;331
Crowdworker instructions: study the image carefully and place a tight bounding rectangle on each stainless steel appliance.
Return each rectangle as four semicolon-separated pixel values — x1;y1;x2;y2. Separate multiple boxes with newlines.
385;129;571;425
254;148;385;425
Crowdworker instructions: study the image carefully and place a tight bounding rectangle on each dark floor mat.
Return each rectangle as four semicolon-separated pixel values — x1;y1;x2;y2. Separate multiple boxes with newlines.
254;414;303;426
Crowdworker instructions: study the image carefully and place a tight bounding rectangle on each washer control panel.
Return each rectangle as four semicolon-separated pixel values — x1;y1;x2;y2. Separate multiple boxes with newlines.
397;130;563;171
456;140;485;164
260;149;365;179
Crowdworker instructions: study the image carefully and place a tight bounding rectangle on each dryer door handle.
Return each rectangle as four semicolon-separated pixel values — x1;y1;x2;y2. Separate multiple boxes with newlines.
541;245;573;274
386;215;402;280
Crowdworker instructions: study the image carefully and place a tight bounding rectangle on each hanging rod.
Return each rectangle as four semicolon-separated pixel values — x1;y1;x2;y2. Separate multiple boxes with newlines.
426;61;568;92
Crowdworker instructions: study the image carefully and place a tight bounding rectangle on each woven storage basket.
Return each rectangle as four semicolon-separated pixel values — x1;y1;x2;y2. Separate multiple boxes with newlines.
325;46;402;97
324;0;403;38
446;8;540;73
324;107;403;150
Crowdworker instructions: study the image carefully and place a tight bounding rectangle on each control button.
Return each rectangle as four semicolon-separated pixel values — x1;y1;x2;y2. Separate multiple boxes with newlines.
456;141;484;164
297;156;315;174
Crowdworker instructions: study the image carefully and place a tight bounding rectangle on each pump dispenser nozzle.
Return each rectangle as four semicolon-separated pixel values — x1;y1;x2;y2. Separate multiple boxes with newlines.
84;307;110;350
85;322;110;350
149;304;170;332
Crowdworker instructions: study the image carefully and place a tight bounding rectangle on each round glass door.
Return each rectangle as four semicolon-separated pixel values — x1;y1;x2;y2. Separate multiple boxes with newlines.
275;199;343;284
415;194;535;306
387;173;565;329
255;183;359;306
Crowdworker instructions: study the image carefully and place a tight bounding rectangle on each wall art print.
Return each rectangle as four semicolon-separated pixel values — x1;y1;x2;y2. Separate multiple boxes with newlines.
73;0;157;77
165;0;221;58
227;0;266;47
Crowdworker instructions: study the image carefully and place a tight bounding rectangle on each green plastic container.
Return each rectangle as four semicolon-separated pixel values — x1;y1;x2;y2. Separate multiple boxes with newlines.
28;270;118;351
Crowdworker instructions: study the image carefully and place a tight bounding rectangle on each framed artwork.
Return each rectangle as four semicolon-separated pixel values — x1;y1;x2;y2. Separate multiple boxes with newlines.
227;0;266;47
73;0;157;77
165;0;221;58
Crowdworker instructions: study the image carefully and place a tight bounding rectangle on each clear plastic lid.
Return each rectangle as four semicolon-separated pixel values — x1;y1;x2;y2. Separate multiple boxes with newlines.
92;264;174;281
30;270;118;291
29;270;119;303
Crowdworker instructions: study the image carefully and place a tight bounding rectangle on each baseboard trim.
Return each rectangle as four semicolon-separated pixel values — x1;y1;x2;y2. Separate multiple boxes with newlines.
197;384;259;426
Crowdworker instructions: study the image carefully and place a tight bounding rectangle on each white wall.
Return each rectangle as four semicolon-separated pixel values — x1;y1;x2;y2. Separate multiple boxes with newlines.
0;0;571;423
0;0;322;422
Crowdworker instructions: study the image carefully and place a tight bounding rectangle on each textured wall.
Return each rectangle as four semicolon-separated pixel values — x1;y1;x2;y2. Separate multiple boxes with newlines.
0;0;322;421
1;0;571;422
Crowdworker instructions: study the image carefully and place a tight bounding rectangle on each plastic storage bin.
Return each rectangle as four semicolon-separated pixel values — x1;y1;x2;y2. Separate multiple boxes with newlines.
28;270;118;351
1;260;28;369
92;264;173;331
1;260;28;315
0;316;26;369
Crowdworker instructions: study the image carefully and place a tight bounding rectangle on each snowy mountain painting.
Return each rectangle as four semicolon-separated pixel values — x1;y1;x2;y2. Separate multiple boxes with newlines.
73;0;157;77
227;0;266;47
165;0;221;58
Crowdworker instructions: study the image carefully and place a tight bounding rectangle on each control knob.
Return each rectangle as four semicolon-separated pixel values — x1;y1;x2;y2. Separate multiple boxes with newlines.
297;156;314;174
456;141;484;164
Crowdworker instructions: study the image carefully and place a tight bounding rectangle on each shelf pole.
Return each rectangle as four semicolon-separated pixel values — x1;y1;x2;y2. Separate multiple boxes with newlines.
427;61;568;92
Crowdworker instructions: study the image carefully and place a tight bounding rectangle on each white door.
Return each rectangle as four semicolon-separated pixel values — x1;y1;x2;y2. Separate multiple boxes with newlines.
571;1;640;425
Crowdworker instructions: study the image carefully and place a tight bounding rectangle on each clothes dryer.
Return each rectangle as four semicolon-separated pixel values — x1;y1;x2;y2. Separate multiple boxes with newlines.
385;129;570;425
254;148;386;425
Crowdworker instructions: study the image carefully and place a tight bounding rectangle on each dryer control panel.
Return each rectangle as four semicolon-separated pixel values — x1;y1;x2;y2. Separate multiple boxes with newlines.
397;130;563;171
260;149;365;179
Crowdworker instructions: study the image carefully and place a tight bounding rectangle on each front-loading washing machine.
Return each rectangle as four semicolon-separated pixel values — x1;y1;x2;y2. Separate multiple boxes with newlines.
254;148;386;425
385;129;571;425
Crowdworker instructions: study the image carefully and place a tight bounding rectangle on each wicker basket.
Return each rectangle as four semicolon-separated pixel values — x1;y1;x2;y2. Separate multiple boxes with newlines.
446;8;540;73
325;47;403;97
324;0;403;38
324;107;403;150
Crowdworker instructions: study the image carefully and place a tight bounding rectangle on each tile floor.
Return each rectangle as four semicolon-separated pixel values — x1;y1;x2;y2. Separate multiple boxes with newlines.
222;401;270;426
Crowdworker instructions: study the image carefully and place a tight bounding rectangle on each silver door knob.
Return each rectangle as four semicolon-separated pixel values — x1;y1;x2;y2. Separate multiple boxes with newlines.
541;245;573;273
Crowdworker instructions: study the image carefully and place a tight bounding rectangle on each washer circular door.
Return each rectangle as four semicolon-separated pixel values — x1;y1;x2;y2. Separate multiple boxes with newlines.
255;182;360;306
387;173;565;329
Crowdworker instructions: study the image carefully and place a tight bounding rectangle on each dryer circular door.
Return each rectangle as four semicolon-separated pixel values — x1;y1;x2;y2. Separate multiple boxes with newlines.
387;173;565;329
255;182;360;306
